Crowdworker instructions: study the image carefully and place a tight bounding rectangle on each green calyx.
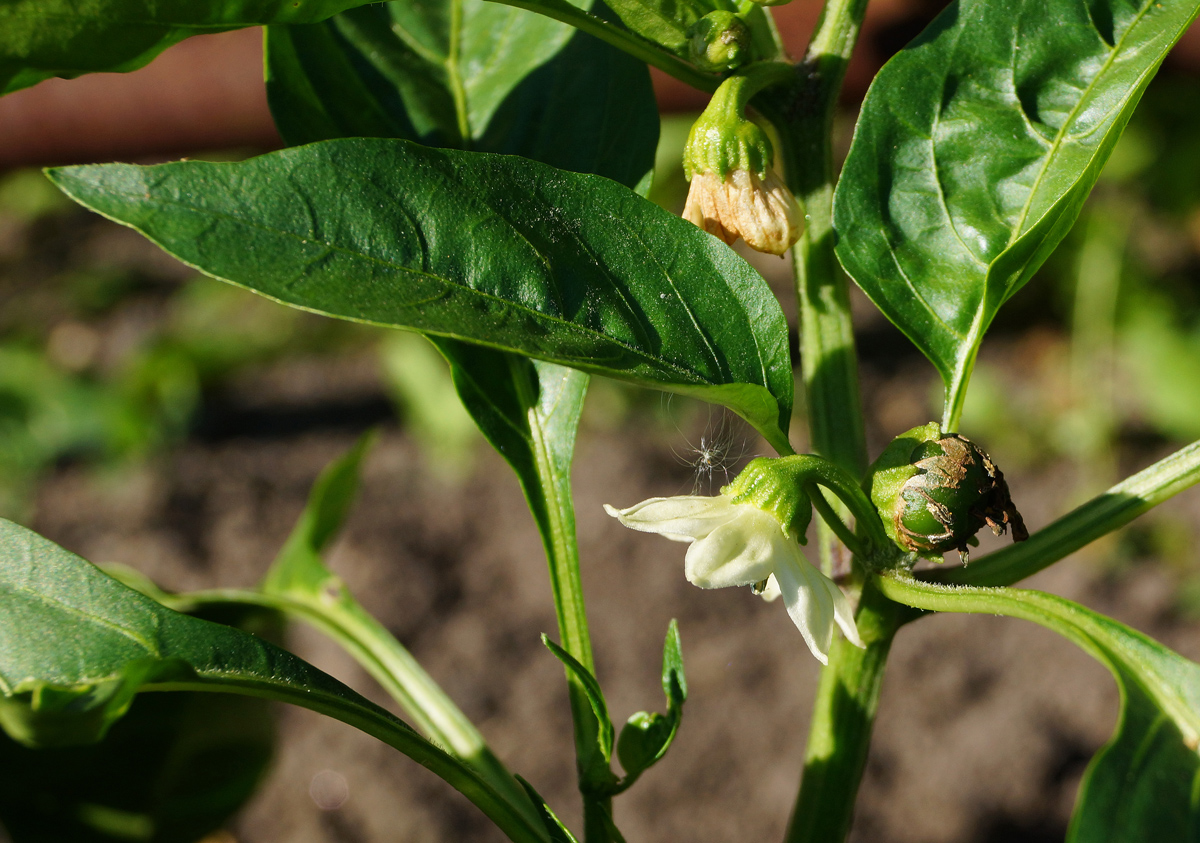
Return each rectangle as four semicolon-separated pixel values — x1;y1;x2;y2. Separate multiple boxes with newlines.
687;11;750;73
725;456;814;541
867;423;1028;561
682;64;794;181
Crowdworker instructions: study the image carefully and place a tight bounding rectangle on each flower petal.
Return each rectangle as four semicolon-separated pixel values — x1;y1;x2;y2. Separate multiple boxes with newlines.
604;495;739;543
773;551;836;664
683;504;786;589
773;548;864;662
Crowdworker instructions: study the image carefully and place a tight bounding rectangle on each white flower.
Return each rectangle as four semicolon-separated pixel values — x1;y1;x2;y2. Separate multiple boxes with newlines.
604;494;863;664
682;168;803;257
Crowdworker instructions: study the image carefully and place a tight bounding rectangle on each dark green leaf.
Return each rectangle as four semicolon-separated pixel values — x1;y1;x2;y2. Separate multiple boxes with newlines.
266;0;658;190
0;0;378;96
0;604;276;843
47;140;793;452
0;518;548;843
833;0;1200;428
541;634;614;764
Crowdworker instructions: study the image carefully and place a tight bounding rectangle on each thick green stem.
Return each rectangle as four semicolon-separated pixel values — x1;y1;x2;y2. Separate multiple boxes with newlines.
934;439;1200;588
754;3;877;841
784;585;907;843
763;0;869;479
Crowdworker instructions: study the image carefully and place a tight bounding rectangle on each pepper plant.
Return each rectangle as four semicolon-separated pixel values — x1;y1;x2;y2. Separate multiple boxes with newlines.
2;0;1200;840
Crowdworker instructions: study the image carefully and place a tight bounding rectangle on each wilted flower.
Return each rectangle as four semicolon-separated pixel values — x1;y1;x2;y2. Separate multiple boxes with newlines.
604;494;863;663
683;167;802;256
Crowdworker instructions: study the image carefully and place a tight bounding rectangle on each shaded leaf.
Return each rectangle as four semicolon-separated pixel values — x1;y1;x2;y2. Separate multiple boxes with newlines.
47;140;793;451
516;776;580;843
266;0;658;197
834;0;1200;427
0;517;548;843
0;603;276;843
0;0;377;95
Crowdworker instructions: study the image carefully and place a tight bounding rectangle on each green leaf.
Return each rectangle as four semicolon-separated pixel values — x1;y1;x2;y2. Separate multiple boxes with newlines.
661;617;687;710
833;0;1200;430
0;0;379;96
0;517;548;843
0;604;276;843
265;0;658;191
877;574;1200;843
47;139;793;452
541;634;615;766
614;619;685;786
516;776;581;843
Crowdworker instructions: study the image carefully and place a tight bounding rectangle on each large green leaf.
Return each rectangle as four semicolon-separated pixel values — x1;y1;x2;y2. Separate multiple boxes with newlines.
878;574;1200;842
0;0;378;96
833;0;1200;429
0;517;547;843
0;604;276;843
265;0;658;190
47;140;793;451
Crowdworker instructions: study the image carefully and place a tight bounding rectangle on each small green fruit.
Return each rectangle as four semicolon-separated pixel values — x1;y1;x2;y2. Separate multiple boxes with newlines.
867;423;1027;560
687;12;750;73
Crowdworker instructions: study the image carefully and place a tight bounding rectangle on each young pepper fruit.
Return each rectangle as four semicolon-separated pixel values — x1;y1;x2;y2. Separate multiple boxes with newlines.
867;422;1028;562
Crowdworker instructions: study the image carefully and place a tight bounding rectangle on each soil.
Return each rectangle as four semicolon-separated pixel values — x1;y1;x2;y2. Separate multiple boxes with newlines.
8;199;1200;843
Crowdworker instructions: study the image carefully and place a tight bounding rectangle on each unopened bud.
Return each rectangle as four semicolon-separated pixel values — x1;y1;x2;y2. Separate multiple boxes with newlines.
688;12;750;72
867;423;1027;561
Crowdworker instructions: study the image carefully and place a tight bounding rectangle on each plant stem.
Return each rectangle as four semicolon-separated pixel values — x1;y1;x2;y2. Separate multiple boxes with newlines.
765;0;870;480
783;584;908;843
934;438;1200;588
484;0;721;92
182;587;541;826
756;3;878;840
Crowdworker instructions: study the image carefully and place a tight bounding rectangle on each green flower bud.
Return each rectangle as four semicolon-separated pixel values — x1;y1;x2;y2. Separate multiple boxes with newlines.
687;11;750;72
867;423;1027;561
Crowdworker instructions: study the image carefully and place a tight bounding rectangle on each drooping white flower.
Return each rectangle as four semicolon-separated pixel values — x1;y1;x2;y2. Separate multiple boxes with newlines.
604;494;863;664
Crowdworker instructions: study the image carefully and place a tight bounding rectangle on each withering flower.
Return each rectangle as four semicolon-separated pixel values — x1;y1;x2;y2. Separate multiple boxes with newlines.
683;167;803;256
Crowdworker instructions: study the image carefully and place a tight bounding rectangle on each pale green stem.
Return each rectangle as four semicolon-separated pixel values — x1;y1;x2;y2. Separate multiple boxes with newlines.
783;584;909;843
483;0;721;91
181;587;541;830
751;2;879;841
145;677;548;843
933;438;1200;588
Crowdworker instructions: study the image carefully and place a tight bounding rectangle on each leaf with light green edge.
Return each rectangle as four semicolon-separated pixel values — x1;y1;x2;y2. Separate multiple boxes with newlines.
542;634;615;766
0;517;549;843
0;603;277;843
0;0;381;96
265;0;659;191
877;574;1200;842
46;139;794;453
833;0;1200;430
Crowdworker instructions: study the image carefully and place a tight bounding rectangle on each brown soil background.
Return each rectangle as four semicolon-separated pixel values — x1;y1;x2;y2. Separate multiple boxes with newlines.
15;221;1200;843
